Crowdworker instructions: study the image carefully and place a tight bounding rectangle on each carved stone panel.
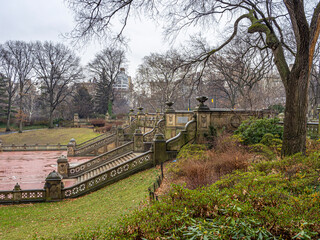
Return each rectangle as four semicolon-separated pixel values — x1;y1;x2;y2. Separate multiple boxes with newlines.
200;115;208;129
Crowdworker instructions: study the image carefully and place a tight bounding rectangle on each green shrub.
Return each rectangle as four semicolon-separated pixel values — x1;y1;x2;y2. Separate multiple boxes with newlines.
250;143;276;161
235;118;283;145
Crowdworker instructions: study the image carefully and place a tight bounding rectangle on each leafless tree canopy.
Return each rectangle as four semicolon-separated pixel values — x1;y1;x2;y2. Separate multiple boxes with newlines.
88;47;126;114
34;41;83;128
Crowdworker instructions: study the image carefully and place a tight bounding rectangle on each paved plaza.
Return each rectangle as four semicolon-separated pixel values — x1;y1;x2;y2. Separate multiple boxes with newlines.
0;151;91;190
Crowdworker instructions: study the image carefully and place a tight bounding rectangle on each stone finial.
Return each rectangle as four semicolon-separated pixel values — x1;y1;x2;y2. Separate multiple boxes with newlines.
70;138;76;145
44;170;63;201
57;155;68;163
13;183;21;191
137;106;144;115
134;129;142;135
165;101;175;113
45;170;62;181
195;96;210;111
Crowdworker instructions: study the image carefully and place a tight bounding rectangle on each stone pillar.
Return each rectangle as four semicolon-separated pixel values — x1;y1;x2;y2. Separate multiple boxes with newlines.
165;101;176;139
74;113;79;127
137;106;144;129
44;171;63;201
57;155;69;178
156;109;161;121
129;109;135;125
133;129;144;152
153;134;167;166
13;183;22;203
194;96;211;142
117;127;124;146
67;138;76;157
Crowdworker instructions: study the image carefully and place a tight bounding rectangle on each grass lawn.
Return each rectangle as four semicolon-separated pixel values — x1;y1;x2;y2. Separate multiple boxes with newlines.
0;128;101;145
0;168;159;240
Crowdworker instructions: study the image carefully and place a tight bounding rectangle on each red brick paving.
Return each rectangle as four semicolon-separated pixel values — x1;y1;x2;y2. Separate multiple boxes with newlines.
0;151;92;190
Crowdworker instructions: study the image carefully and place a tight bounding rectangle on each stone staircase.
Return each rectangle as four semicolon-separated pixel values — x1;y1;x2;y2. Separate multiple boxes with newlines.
75;152;140;183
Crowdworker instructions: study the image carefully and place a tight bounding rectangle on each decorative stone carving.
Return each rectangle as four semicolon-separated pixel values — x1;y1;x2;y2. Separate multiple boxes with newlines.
57;155;69;178
44;171;63;201
200;115;208;128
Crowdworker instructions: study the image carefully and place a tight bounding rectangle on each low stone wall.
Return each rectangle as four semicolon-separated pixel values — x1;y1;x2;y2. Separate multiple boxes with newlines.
1;143;67;152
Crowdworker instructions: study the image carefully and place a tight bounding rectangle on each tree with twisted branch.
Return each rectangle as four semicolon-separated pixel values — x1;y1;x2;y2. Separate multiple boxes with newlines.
66;0;320;156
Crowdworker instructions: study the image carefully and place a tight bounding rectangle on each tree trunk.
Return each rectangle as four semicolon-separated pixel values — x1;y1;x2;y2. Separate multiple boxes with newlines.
48;109;54;129
281;64;309;156
5;98;11;132
18;98;23;133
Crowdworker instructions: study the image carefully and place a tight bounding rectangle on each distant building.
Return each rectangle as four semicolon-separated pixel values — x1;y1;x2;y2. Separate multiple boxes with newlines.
113;68;133;111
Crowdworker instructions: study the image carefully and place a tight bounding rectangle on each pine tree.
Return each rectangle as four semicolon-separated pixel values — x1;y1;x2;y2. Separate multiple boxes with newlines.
73;86;94;118
94;70;113;115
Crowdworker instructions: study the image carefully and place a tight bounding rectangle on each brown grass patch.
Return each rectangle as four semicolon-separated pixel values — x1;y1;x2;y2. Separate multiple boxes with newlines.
165;134;250;190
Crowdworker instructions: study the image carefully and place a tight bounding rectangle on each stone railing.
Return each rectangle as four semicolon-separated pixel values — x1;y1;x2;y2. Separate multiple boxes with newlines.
68;141;134;177
76;132;114;148
143;119;165;142
1;143;67;151
0;189;46;204
306;122;318;137
166;120;197;151
63;151;153;198
73;134;117;156
278;121;319;138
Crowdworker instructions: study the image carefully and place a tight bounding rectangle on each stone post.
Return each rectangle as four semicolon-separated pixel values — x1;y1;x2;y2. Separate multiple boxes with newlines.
156;109;161;121
67;138;76;157
44;171;63;201
117;127;124;146
105;113;110;122
74;113;79;127
153;134;167;166
129;109;135;125
133;129;144;152
165;101;176;139
57;155;69;178
13;183;22;203
194;96;211;143
137;106;144;129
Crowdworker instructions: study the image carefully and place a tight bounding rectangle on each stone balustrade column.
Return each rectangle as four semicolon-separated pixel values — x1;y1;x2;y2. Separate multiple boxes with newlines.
44;171;63;201
165;101;176;139
74;113;79;127
153;134;167;166
133;129;144;152
129;109;135;125
117;127;124;146
57;155;69;178
67;138;76;157
13;183;22;203
194;96;211;143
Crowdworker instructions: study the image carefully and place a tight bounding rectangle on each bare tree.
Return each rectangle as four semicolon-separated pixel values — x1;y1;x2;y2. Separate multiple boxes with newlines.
0;41;34;133
135;50;195;111
33;41;83;128
67;0;320;156
88;47;126;115
0;44;19;131
205;37;272;109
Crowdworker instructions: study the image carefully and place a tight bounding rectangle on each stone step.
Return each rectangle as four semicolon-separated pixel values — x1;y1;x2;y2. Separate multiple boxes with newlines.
75;151;140;183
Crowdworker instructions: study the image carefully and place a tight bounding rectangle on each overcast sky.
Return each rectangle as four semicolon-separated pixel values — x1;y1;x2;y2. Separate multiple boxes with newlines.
0;0;175;77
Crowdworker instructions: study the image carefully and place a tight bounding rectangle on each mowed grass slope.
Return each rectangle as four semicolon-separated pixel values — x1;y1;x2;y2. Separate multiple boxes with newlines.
0;128;101;145
0;168;159;240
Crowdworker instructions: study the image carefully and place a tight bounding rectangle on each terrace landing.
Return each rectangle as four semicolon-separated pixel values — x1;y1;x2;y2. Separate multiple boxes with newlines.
0;151;91;190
